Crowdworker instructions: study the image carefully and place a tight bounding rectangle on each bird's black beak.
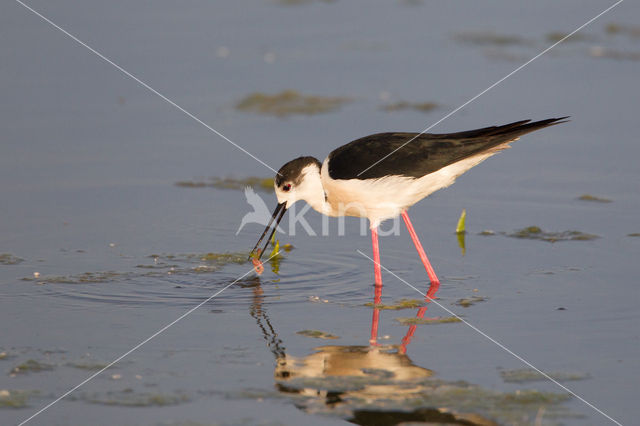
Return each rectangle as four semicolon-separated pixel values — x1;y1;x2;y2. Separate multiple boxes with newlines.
249;202;287;261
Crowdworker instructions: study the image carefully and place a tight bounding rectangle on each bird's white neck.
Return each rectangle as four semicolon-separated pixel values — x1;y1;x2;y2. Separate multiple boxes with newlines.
294;163;331;216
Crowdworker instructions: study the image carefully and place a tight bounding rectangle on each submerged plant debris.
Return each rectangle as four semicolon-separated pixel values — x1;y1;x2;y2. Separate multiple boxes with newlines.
10;359;55;375
364;299;425;310
589;46;640;61
394;316;461;325
507;226;599;242
453;31;531;46
296;330;340;340
143;252;248;274
578;194;612;203
0;253;23;265
380;101;438;113
0;389;36;408
66;361;110;371
236;90;352;117
500;368;589;383
455;296;486;308
545;32;594;43
77;389;191;407
605;23;640;38
20;271;123;284
175;177;274;192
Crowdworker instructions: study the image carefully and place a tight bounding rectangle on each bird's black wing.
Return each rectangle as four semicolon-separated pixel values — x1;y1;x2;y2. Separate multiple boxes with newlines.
327;117;568;180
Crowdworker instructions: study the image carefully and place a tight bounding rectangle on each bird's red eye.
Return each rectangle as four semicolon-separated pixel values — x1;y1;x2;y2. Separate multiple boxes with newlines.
283;184;291;192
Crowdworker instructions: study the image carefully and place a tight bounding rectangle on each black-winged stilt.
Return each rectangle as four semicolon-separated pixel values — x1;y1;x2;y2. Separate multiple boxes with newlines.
250;117;568;289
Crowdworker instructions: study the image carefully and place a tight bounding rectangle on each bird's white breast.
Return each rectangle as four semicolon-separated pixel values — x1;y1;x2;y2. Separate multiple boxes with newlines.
321;144;508;227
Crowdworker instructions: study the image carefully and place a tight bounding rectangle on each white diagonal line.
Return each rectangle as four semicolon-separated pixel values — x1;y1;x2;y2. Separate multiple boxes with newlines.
14;0;280;175
357;0;624;177
18;252;280;426
357;249;623;426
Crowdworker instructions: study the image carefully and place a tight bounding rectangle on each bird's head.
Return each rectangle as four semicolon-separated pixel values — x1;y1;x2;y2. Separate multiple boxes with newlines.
249;156;321;261
274;156;322;209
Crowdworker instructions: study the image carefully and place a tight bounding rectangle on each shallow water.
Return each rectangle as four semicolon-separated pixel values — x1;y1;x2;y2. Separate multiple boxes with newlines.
2;0;639;425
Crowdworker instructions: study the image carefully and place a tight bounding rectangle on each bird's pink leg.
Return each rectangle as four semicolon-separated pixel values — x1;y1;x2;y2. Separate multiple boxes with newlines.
402;211;440;291
371;226;383;288
370;227;383;344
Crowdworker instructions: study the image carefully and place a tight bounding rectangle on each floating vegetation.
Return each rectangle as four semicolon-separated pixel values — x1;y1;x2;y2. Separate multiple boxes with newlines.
364;299;425;310
176;176;274;192
394;316;461;325
455;296;486;308
628;233;640;237
455;209;466;234
236;90;352;117
140;252;247;274
296;330;340;340
0;389;35;408
66;361;110;371
589;46;640;61
380;101;438;113
10;359;55;375
500;368;589;383
507;226;599;242
20;271;123;284
545;32;592;43
478;229;495;236
0;254;23;265
578;194;612;203
453;31;531;46
455;209;467;255
605;23;640;38
78;389;190;407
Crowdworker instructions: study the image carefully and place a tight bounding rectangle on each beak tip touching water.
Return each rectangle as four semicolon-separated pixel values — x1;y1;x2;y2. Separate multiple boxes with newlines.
249;202;287;270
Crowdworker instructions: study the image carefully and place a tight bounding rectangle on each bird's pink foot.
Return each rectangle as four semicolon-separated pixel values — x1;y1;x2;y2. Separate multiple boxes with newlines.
252;250;264;275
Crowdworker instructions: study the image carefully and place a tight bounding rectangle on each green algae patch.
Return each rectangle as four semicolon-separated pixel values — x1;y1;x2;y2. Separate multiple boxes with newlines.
578;194;612;203
546;32;592;43
364;298;425;310
456;296;486;308
66;361;110;371
381;101;438;113
296;330;339;340
507;226;599;242
78;389;190;407
606;23;640;38
0;254;23;265
236;90;352;117
0;389;36;408
10;359;55;375
21;271;123;284
199;252;246;263
589;46;640;61
453;31;531;46
395;316;461;325
500;368;589;383
176;177;274;192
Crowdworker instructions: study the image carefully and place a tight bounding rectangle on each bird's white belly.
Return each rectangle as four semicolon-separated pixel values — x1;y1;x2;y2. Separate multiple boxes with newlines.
321;146;506;227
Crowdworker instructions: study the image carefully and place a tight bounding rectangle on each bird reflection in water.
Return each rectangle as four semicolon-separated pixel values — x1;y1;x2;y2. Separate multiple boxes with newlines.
247;278;499;426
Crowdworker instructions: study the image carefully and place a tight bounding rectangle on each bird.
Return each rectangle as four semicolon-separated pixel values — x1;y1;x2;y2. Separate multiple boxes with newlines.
249;117;568;292
236;186;285;236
